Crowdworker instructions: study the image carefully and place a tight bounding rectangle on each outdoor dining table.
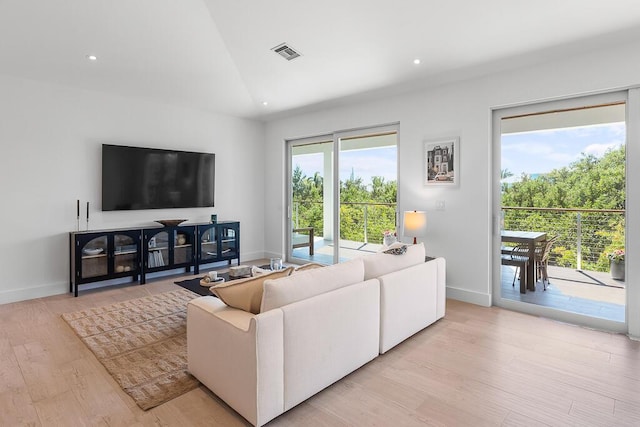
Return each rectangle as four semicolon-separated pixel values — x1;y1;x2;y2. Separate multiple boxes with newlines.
501;230;548;291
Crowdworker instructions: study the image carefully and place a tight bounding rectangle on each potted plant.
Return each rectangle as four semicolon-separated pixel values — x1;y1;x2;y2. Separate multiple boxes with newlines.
607;249;625;280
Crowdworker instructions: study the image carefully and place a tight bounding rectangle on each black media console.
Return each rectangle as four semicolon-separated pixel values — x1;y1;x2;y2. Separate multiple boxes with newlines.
69;221;239;297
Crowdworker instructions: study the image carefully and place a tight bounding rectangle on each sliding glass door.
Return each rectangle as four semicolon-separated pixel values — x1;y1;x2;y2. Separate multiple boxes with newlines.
287;125;398;265
493;92;628;332
289;137;334;264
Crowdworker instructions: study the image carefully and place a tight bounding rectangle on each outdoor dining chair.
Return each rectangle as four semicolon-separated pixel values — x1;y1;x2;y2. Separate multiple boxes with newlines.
509;235;559;291
535;235;559;290
506;244;530;289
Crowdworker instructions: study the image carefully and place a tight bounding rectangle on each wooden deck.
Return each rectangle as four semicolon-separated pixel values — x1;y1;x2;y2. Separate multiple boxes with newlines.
291;238;383;264
501;265;625;322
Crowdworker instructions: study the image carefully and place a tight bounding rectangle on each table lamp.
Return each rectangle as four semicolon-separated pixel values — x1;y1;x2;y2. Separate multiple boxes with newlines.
403;210;427;244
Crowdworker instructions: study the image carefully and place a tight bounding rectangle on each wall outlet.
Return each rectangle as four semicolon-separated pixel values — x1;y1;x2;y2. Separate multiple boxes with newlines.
436;200;446;211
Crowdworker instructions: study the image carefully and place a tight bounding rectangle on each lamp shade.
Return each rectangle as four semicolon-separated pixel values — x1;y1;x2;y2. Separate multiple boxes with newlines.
403;210;427;244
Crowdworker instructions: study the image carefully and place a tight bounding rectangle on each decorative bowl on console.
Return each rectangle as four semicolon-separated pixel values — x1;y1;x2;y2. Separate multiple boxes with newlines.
83;248;104;255
155;219;187;227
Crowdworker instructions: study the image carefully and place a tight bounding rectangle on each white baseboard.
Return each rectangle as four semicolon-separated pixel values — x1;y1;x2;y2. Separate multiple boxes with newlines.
242;251;273;263
0;252;268;305
446;286;492;307
0;282;68;305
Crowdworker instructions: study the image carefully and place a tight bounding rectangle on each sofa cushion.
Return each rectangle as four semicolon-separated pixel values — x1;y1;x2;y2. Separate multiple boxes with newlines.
363;242;425;280
210;267;294;314
260;258;365;312
281;278;380;411
378;260;442;353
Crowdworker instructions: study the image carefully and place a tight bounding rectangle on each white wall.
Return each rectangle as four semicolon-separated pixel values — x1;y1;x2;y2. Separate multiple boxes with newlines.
0;75;265;304
265;39;640;335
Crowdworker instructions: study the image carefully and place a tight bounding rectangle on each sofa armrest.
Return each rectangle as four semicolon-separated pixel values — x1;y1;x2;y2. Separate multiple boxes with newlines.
187;296;284;426
378;257;446;354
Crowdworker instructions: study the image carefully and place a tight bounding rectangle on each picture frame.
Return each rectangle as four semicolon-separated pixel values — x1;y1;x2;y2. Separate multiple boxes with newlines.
424;137;459;186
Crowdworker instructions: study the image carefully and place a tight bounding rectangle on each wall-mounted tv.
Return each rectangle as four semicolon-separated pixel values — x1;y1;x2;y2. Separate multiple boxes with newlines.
102;144;215;211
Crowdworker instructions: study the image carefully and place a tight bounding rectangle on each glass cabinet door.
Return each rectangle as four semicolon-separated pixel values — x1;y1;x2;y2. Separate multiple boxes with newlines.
144;226;195;271
173;228;194;265
78;235;108;280
146;230;169;268
220;224;239;259
113;233;140;275
199;225;218;262
72;230;141;295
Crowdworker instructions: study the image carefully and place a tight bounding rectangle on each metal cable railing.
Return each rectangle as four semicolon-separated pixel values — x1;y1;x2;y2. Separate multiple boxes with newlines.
502;207;625;272
294;203;624;271
293;201;397;244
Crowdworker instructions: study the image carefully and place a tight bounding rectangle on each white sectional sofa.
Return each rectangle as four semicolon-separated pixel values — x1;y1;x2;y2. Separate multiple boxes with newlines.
187;243;445;426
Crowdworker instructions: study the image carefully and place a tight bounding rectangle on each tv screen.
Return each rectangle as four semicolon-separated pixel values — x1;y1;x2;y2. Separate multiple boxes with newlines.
102;144;215;211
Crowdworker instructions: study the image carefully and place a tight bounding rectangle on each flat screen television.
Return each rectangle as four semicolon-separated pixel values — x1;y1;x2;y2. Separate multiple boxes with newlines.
102;144;215;211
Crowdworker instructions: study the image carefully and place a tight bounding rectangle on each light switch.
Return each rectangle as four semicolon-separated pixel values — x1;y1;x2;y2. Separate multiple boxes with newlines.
436;200;446;211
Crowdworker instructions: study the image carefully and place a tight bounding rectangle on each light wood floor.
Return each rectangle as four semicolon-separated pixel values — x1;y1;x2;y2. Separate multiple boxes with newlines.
2;269;640;426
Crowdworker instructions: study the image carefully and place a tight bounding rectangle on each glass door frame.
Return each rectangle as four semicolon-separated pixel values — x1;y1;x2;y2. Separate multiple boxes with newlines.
287;133;334;265
286;123;400;265
491;90;631;334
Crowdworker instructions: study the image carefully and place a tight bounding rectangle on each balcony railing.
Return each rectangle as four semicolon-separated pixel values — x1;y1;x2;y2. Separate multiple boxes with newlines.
292;200;397;245
502;207;625;272
293;203;623;272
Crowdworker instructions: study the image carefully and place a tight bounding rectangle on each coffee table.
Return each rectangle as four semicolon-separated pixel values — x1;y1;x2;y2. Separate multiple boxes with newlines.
174;265;271;296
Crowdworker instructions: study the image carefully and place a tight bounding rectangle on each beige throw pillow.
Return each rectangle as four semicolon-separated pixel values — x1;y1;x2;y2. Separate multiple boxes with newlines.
294;262;325;272
210;266;294;314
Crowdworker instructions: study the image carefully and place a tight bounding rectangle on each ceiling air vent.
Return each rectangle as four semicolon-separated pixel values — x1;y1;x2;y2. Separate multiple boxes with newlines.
271;43;301;61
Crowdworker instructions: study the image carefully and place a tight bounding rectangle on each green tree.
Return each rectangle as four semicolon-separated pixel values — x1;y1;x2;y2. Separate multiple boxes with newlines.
502;147;625;209
502;146;625;271
292;166;397;245
292;165;324;235
371;176;397;203
500;169;513;192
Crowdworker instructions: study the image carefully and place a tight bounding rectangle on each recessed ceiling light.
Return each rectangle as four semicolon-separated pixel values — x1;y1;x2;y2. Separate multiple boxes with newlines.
262;101;269;106
86;55;98;61
413;58;421;65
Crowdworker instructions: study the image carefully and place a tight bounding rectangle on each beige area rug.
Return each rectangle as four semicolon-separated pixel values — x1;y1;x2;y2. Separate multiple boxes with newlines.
62;288;201;410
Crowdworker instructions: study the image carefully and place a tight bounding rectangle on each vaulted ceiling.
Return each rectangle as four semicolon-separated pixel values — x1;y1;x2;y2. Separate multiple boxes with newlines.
2;0;640;120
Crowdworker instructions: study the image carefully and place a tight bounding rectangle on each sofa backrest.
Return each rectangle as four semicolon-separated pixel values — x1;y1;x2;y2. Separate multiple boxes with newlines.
362;242;425;280
260;258;365;312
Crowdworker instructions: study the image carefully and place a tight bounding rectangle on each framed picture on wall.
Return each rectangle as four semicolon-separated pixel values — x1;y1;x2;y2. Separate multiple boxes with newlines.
424;137;459;186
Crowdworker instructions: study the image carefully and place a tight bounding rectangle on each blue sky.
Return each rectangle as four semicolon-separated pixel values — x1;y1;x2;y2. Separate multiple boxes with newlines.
501;122;625;182
294;146;397;185
293;123;624;186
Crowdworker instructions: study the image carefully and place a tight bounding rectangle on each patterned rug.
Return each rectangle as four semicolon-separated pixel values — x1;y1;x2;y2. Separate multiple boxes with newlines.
62;289;201;410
